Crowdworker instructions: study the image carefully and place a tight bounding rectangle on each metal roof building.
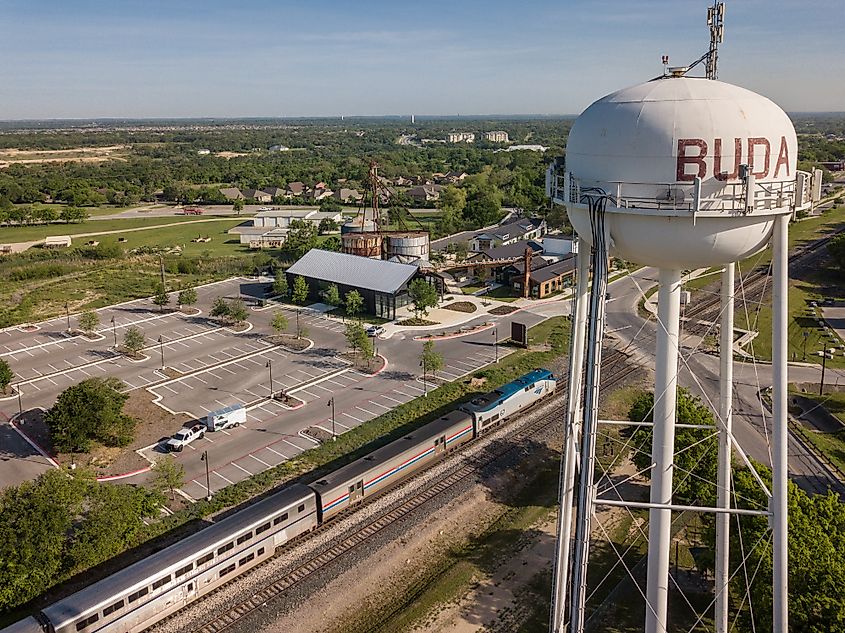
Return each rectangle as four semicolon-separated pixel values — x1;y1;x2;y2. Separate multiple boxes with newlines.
285;249;421;319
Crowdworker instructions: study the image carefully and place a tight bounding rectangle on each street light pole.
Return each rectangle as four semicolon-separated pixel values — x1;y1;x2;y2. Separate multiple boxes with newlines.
65;302;71;332
296;310;301;338
818;348;834;396
802;331;809;361
421;359;428;396
158;335;165;369
493;327;499;363
201;450;211;501
17;387;22;416
328;397;336;440
111;316;117;347
266;360;274;399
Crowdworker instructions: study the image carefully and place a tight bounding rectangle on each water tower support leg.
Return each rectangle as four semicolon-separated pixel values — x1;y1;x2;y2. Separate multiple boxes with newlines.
645;268;681;633
772;214;789;633
551;236;591;632
715;262;734;633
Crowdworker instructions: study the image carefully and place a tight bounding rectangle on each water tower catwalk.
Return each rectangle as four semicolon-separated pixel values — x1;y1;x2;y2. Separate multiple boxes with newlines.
546;69;815;633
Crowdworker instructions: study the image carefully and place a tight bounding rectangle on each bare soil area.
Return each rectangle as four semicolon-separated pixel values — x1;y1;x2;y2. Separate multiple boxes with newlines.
0;145;129;164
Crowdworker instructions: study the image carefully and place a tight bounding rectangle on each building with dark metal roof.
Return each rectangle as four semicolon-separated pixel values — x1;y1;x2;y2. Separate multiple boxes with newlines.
285;249;422;319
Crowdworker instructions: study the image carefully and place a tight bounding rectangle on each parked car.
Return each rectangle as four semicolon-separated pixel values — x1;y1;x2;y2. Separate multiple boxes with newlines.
165;423;206;452
366;325;385;337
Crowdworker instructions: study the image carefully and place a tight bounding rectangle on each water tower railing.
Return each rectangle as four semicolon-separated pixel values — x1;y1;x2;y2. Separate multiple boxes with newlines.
552;172;798;215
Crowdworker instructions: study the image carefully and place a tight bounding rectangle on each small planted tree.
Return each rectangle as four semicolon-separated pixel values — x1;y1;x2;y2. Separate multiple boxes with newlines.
177;287;198;310
321;283;341;307
78;310;99;337
151;455;185;501
233;198;245;214
152;283;169;312
271;312;289;335
408;279;438;319
344;289;364;321
0;358;14;394
123;326;146;358
344;322;371;360
291;275;309;304
272;271;288;297
210;296;230;321
228;299;249;325
420;340;444;379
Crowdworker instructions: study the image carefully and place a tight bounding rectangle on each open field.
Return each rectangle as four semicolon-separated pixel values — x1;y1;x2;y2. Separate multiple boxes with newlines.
0;145;129;165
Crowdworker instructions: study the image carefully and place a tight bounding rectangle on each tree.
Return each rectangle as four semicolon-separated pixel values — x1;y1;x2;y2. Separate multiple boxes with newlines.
628;389;718;504
344;289;364;320
123;326;146;357
78;310;99;336
233;198;245;213
228;299;248;325
177;287;197;310
272;271;288;297
292;275;309;304
828;234;845;272
463;188;503;228
322;235;342;252
151;455;185;501
210;296;230;320
408;279;439;318
271;311;289;335
152;283;169;311
420;340;444;379
0;358;13;393
44;377;135;452
321;284;341;307
344;322;371;360
284;219;318;259
318;218;338;234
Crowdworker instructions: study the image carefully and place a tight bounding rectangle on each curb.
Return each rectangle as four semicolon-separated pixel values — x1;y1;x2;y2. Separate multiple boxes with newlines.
414;322;496;342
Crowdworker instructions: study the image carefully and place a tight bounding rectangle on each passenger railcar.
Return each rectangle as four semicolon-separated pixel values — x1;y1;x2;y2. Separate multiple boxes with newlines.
463;369;556;434
311;410;474;522
41;484;317;633
0;618;44;633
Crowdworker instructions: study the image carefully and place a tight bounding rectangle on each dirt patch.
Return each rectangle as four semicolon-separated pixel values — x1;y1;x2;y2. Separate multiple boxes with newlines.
489;305;518;315
0;145;129;164
336;352;386;375
442;301;477;313
215;151;250;159
267;334;311;351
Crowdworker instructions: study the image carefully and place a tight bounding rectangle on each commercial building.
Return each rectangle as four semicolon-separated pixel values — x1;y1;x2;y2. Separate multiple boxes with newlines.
510;256;575;298
285;249;421;319
484;131;509;143
227;209;344;248
446;132;475;143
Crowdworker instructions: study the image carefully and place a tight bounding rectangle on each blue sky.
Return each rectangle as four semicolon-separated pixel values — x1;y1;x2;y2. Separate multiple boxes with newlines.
0;0;841;119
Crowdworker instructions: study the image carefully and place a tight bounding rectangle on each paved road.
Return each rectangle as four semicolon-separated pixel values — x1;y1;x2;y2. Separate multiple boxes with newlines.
606;266;845;495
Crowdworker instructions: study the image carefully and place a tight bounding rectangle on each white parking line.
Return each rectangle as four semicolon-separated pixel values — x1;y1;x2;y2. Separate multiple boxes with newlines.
282;439;304;451
265;446;286;458
342;411;363;423
404;384;424;393
249;454;271;467
231;462;253;476
215;471;234;484
355;405;377;417
191;479;209;492
380;394;404;405
312;384;334;393
368;400;391;410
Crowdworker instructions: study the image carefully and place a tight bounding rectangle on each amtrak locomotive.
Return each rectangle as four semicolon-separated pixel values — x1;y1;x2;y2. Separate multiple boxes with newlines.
3;369;555;633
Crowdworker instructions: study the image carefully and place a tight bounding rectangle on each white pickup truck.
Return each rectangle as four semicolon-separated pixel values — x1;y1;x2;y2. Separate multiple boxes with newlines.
165;423;206;452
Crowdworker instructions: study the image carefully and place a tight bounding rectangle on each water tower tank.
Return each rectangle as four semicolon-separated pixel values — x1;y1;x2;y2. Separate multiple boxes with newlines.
564;76;798;268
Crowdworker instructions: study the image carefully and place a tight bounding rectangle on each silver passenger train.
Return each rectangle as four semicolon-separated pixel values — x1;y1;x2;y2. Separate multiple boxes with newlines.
3;369;555;633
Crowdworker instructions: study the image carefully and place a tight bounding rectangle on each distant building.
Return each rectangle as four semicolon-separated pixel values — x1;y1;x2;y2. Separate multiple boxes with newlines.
446;132;475;143
310;187;334;201
268;144;290;152
44;235;72;249
483;131;509;143
227;209;344;248
469;218;547;251
498;144;549;153
262;186;286;199
242;189;273;203
406;184;444;203
820;160;845;172
219;187;244;201
333;188;363;203
511;256;575;298
197;149;211;155
285;182;307;197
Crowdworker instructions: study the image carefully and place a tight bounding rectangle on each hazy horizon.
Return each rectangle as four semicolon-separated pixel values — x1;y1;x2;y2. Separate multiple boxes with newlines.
1;0;843;120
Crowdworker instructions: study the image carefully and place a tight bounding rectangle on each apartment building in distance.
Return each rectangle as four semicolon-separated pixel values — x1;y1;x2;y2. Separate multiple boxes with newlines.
483;130;509;143
446;132;475;143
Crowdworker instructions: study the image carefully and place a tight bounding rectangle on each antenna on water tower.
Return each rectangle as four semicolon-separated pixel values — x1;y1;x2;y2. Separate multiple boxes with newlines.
705;1;725;79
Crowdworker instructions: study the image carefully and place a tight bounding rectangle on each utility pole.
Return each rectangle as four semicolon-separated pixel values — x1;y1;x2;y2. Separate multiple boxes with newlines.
201;451;211;501
158;335;165;369
818;348;834;395
266;360;274;399
327;397;336;440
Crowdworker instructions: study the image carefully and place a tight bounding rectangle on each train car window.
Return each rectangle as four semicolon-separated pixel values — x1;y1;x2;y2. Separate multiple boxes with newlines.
152;575;171;590
238;553;255;566
524;386;529;392
490;414;499;422
103;599;124;616
218;542;234;555
75;614;99;631
197;553;214;566
298;504;305;513
128;587;149;603
187;583;194;592
348;485;354;493
236;532;253;545
273;511;289;525
175;564;193;578
258;547;265;556
256;522;271;534
219;564;236;577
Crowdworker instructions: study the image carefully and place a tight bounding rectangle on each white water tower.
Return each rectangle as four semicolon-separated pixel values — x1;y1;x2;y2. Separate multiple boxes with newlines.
548;70;811;633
